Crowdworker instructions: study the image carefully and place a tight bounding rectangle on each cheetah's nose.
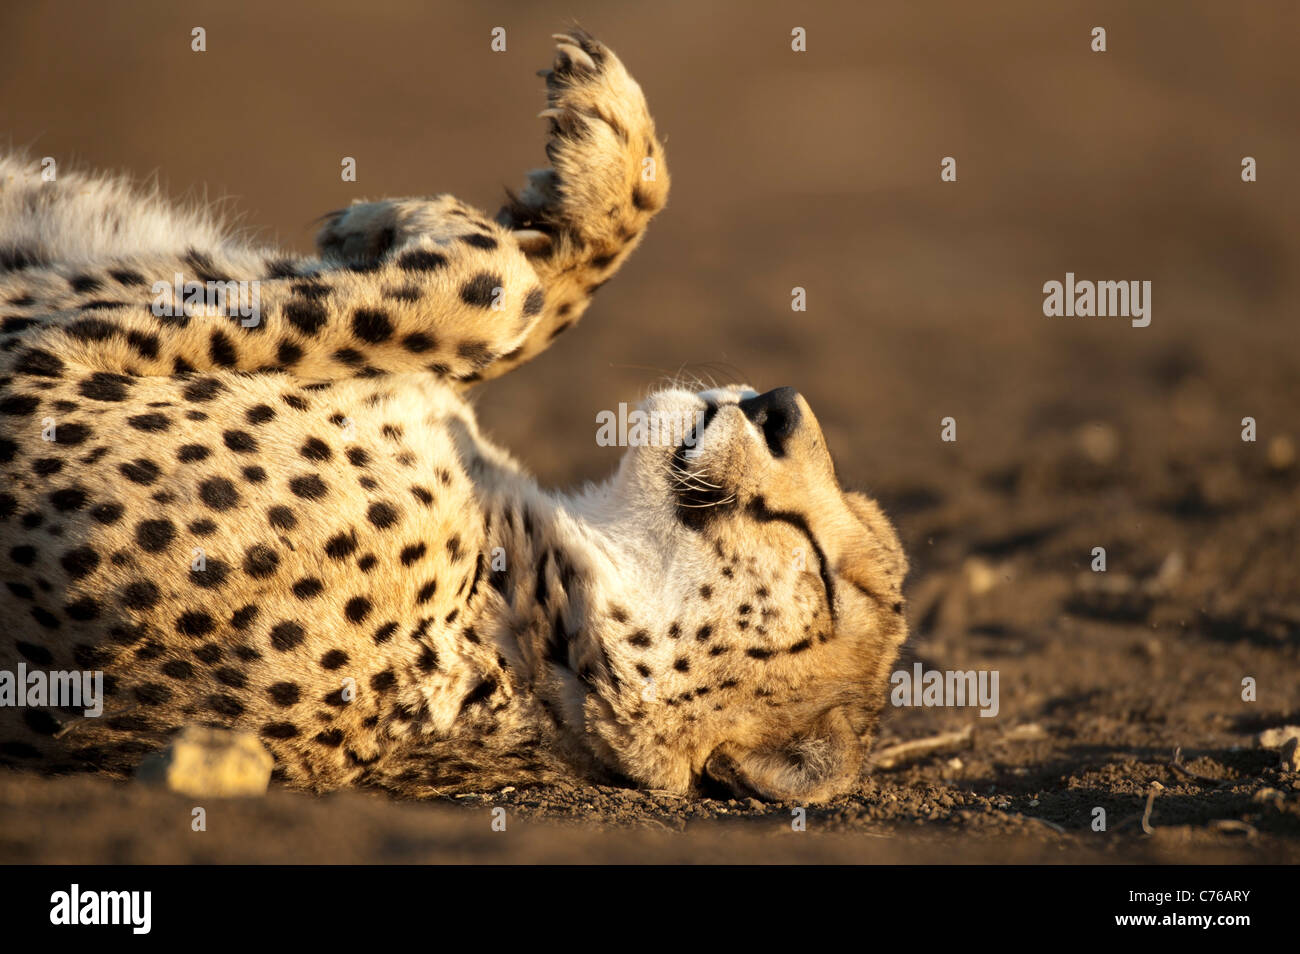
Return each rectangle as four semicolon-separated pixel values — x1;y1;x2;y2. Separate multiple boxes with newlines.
738;387;802;457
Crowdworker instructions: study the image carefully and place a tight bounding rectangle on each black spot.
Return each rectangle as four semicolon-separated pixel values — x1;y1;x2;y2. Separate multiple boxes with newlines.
242;544;279;578
176;611;216;637
125;329;161;359
198;477;240;510
65;317;117;342
322;531;358;560
351;308;393;343
74;502;116;530
416;579;437;604
401;331;436;353
344;596;371;624
121;580;160;610
15;640;54;665
459;272;501;308
224;429;258;453
0;394;40;416
457;677;496;713
367;501;399;529
264;258;299;279
194;643;223;664
269;621;305;651
292;577;324;599
627;631;652;648
9;544;37;565
289;474;328;500
53;422;91;445
177;443;210;463
372;621;398;644
59;546;99;579
215;666;247;689
246;403;276;425
267;505;297;530
522;286;545;317
161;659;194;679
119;458;160;485
333;347;364;367
290;281;330;300
276;339;303;366
396;248;448;272
230;604;259;631
456;340;495;370
284;299;327;336
15;348;65;377
268;682;300;706
208;693;244;717
190;557;231;590
370;670;397;692
49;486;90;512
125;412;170;433
300;437;332;462
30;606;61;630
399;542;426;566
110;268;146;287
320;649;349;669
182;376;226;402
135;518;176;552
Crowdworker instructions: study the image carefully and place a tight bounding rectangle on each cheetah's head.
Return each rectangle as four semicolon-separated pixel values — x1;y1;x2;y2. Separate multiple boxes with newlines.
588;385;908;803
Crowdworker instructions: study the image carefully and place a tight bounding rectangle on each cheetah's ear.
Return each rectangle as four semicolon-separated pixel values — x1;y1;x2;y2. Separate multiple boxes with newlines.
840;491;907;595
703;707;862;803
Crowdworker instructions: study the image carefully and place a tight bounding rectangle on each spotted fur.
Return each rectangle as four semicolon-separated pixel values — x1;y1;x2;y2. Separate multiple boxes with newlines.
0;30;906;802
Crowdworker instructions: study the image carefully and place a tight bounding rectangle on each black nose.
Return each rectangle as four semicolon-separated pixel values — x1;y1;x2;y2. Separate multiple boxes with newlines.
737;387;802;457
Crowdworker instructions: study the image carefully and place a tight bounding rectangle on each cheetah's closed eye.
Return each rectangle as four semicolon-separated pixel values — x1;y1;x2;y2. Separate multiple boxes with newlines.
0;29;906;803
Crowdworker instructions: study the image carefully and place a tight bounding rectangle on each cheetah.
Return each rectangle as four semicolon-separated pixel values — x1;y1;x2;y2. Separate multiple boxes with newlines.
0;30;907;803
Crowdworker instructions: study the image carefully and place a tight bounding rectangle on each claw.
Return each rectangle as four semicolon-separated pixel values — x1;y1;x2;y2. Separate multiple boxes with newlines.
556;42;597;72
512;229;552;252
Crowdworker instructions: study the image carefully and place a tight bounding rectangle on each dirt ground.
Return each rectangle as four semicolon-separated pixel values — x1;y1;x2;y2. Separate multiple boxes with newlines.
0;0;1297;863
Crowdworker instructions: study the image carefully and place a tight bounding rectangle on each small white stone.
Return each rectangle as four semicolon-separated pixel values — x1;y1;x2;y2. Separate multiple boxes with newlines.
1257;726;1300;749
137;726;272;798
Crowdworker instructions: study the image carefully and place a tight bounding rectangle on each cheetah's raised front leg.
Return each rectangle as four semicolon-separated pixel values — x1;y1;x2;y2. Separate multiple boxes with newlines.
317;28;670;382
0;30;667;387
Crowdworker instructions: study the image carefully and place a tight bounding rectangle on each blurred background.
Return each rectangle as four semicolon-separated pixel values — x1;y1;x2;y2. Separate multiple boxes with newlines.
1;0;1297;855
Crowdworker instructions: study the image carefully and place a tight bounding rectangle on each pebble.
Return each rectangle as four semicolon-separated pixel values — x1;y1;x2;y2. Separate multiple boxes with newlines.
136;726;272;798
1257;726;1300;749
